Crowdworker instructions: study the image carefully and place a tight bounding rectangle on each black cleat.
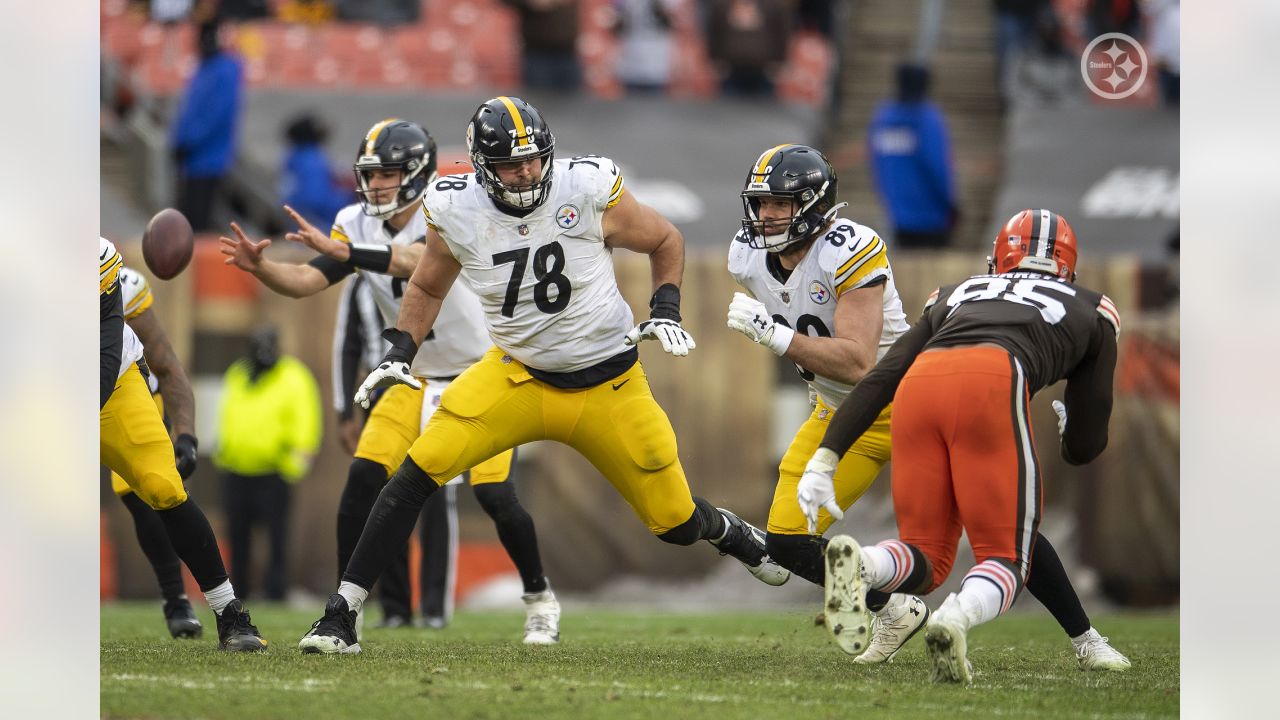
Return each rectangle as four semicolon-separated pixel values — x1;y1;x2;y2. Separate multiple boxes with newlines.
163;597;203;639
299;594;362;654
215;599;268;652
711;508;791;586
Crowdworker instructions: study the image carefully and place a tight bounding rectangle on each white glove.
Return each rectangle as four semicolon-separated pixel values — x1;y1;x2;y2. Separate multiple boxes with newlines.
624;318;696;357
797;447;843;534
727;292;793;356
354;361;422;409
1051;400;1068;437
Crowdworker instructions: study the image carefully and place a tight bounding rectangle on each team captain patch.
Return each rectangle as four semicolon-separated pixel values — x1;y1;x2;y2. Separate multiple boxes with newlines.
556;204;581;229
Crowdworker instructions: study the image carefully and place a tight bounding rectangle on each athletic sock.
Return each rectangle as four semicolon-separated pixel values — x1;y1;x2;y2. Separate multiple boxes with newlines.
204;580;235;616
337;581;369;614
956;560;1022;628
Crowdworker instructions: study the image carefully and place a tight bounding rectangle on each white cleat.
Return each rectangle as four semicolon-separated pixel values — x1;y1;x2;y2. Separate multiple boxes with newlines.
522;588;561;645
823;535;871;656
924;594;973;684
854;594;930;664
1075;629;1131;671
713;508;791;586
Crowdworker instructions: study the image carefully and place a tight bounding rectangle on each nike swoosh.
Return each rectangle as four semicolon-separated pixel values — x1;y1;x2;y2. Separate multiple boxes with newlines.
611;379;630;391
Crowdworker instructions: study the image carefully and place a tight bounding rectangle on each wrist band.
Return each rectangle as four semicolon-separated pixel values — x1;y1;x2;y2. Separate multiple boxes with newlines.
649;283;681;322
380;328;418;364
348;243;392;273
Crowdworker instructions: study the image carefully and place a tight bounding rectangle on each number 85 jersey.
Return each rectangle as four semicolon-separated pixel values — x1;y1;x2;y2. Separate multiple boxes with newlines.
423;157;634;373
728;218;910;407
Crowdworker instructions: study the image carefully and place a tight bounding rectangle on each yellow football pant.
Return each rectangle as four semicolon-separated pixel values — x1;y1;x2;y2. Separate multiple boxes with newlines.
100;364;187;510
357;380;513;484
111;392;165;496
767;398;893;535
406;347;695;534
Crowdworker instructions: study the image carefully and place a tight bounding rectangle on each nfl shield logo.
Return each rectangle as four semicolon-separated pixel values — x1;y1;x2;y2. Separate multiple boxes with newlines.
518;224;530;236
780;291;791;304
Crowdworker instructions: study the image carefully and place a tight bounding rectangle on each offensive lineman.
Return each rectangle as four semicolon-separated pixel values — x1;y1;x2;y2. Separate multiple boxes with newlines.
220;118;560;644
730;146;1129;670
804;209;1127;682
299;96;787;654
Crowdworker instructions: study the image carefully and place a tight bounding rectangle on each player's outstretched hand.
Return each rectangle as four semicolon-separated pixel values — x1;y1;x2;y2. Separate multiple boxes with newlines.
797;448;843;534
355;361;421;409
726;292;793;356
219;222;271;271
624;318;696;357
283;205;348;260
1051;400;1068;437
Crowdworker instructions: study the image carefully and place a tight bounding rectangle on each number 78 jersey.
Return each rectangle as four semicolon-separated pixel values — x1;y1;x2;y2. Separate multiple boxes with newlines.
728;218;910;407
422;157;635;373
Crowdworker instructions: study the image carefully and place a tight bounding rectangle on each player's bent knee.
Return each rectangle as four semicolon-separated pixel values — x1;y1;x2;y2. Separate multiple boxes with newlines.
383;456;440;507
137;474;188;510
609;398;678;471
655;513;702;546
765;532;811;572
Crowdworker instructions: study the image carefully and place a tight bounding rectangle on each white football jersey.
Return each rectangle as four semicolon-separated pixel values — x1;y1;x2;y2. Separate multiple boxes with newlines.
728;218;910;407
422;156;633;373
119;266;160;392
100;239;145;380
330;203;490;379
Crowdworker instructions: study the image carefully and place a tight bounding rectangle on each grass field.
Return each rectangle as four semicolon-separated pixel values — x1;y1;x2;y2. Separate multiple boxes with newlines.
102;603;1178;719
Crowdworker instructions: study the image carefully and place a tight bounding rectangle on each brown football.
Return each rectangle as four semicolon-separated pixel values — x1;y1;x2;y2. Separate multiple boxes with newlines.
142;208;194;280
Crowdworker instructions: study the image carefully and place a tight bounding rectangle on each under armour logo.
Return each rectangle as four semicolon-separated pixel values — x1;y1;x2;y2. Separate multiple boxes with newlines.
752;315;768;330
909;606;921;616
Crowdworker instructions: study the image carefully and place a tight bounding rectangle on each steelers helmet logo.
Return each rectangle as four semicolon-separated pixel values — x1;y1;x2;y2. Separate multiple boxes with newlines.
809;281;830;304
556;204;580;229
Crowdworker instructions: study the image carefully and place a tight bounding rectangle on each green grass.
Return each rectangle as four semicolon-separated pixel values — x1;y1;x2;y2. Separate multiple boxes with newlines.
102;603;1178;719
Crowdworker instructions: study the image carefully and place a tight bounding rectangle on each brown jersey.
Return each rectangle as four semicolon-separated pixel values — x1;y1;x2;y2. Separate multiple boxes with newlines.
821;271;1120;465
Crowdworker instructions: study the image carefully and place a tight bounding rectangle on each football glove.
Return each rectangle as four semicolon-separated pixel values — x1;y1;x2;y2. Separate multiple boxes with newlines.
355;361;421;409
174;433;198;480
797;447;843;535
624;318;696;356
1051;400;1068;437
727;292;794;356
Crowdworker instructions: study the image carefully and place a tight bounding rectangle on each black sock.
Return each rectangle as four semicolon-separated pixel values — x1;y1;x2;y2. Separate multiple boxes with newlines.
473;481;546;594
155;498;229;593
765;532;827;585
1026;532;1091;638
336;458;389;581
657;496;724;546
120;492;186;602
342;457;440;590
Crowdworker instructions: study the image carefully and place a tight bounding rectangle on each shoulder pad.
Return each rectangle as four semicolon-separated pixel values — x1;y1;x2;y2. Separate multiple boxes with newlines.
923;287;942;310
727;231;755;279
330;203;364;243
565;155;625;210
1096;294;1121;337
818;222;889;295
100;237;123;295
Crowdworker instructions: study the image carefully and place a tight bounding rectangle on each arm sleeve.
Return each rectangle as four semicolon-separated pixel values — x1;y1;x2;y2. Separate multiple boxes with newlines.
100;284;124;409
307;254;356;285
818;312;937;455
331;278;364;421
1059;322;1118;465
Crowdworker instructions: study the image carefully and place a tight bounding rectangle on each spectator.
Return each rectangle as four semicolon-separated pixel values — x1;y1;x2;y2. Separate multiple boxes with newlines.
867;63;958;249
170;21;243;231
706;0;792;98
1148;0;1179;107
504;0;583;92
992;0;1043;104
612;0;679;95
280;113;352;229
213;326;322;601
277;0;336;24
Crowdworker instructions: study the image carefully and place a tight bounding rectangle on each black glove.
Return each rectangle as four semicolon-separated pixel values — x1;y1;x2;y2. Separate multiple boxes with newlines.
174;433;199;480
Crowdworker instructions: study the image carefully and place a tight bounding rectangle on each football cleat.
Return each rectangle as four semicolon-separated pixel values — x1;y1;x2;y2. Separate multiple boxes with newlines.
215;599;267;652
1074;629;1131;671
163;597;203;639
924;594;973;684
854;594;929;664
522;588;561;645
822;535;871;655
712;508;791;586
299;594;362;655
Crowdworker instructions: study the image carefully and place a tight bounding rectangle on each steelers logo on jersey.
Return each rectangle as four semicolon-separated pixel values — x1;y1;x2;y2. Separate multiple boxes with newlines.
556;204;581;229
809;281;831;305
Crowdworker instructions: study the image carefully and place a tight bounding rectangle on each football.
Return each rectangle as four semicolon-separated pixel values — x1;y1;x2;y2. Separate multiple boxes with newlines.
142;208;194;280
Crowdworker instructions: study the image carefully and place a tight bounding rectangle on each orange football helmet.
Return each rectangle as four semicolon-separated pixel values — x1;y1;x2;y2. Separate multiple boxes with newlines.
988;209;1078;280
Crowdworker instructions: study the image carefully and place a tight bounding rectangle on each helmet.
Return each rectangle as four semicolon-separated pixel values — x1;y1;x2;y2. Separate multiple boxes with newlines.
353;118;437;220
740;144;842;253
466;96;556;212
989;209;1079;280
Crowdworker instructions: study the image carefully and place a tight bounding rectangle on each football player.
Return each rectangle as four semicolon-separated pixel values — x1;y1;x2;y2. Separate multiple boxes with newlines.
99;238;266;651
298;96;788;654
731;147;1129;671
220;118;559;644
108;265;203;638
802;209;1129;682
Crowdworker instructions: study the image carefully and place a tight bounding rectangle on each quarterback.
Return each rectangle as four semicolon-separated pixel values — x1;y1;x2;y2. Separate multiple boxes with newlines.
298;96;786;654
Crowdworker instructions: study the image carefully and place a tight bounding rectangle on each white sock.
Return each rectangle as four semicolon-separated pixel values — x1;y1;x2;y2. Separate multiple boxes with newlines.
203;580;235;616
338;581;369;614
860;545;894;588
956;560;1021;629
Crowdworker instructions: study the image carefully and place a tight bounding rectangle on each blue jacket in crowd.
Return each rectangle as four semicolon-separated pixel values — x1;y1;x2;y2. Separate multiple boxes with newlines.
171;52;243;178
868;100;956;234
281;144;352;229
